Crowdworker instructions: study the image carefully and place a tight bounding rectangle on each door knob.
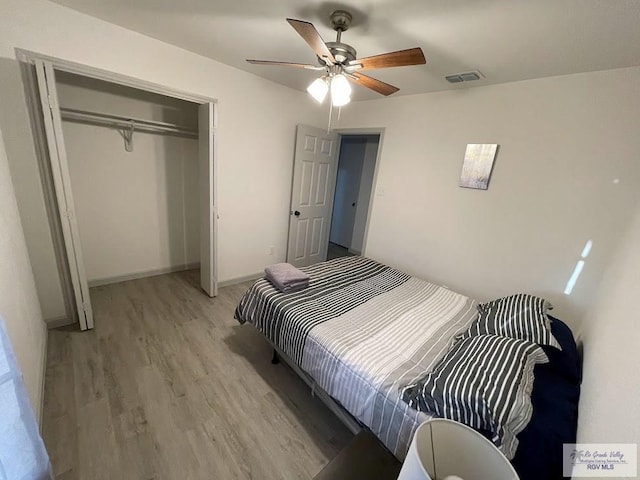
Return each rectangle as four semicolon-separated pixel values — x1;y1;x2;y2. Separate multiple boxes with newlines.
294;210;301;217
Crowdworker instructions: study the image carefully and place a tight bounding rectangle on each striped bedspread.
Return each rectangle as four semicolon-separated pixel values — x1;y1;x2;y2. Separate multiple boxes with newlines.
234;256;478;459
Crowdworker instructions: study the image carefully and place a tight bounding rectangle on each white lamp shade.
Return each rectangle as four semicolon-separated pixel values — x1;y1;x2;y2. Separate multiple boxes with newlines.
330;74;351;106
397;419;519;480
307;77;328;103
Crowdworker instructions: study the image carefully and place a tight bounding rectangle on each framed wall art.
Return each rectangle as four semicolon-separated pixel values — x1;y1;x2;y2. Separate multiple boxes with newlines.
459;144;499;190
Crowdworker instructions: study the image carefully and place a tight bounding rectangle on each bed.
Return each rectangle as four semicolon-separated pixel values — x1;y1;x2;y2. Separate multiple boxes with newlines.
234;256;580;478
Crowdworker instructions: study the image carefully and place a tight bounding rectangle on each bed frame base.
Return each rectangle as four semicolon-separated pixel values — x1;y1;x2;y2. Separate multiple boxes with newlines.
268;345;362;435
271;349;280;364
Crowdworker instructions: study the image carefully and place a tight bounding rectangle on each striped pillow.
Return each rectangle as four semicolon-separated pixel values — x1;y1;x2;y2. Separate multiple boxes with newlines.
466;294;561;349
401;334;548;459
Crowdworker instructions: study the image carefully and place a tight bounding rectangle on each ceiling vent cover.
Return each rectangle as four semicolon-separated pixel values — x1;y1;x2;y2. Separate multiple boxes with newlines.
445;71;484;83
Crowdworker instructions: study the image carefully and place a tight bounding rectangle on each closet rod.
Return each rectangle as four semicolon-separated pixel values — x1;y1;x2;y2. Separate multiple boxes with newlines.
59;107;198;138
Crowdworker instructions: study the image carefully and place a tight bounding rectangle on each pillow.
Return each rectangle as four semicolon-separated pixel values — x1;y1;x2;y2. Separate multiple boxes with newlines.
465;294;561;349
401;334;549;460
543;316;581;383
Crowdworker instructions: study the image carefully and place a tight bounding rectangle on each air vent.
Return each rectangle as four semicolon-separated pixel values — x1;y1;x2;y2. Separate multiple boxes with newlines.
460;72;480;81
445;71;484;84
445;75;464;83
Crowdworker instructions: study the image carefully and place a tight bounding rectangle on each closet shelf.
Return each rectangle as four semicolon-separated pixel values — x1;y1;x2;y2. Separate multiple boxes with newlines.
59;107;198;138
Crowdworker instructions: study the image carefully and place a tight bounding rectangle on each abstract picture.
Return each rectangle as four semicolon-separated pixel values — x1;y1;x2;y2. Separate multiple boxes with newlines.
459;144;499;190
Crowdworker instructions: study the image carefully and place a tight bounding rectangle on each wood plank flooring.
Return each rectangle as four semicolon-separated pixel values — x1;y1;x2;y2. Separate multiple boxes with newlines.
42;270;353;479
327;243;354;261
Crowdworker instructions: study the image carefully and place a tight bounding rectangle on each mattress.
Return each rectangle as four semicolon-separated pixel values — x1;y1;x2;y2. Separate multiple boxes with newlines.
235;256;478;459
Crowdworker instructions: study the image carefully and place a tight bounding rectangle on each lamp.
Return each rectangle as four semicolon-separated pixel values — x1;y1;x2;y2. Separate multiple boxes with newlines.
330;73;351;106
306;73;351;106
397;419;519;480
307;77;329;103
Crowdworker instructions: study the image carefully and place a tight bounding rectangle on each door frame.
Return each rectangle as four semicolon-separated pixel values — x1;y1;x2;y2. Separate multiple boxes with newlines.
34;60;94;330
16;48;219;328
332;127;385;258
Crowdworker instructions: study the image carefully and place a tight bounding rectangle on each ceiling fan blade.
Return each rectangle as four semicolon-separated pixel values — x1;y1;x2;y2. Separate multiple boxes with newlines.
350;47;426;70
246;59;323;70
286;18;336;65
349;72;400;96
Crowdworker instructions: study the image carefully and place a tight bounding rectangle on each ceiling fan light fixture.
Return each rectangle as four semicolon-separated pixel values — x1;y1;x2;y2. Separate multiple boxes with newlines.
330;73;351;106
307;77;329;103
248;12;425;102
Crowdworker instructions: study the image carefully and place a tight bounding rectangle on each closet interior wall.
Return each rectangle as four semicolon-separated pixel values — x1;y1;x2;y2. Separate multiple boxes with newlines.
56;71;200;286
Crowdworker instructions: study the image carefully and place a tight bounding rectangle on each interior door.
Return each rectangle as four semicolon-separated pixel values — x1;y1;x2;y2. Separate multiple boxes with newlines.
34;60;94;330
287;125;339;268
198;102;217;297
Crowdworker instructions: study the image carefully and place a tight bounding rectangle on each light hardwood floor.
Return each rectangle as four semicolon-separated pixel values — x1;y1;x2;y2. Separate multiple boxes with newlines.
42;270;353;479
327;243;354;261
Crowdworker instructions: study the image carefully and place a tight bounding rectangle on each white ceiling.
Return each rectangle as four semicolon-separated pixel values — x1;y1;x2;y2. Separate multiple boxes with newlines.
49;0;640;101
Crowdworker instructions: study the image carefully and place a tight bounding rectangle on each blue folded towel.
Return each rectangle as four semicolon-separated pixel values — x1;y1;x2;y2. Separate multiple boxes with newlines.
265;263;310;293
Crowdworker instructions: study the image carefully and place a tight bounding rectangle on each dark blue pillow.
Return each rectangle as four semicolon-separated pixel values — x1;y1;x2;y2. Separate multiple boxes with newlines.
511;317;580;480
541;316;581;383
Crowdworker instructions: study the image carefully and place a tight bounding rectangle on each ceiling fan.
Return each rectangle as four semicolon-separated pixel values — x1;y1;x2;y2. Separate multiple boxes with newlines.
247;10;426;106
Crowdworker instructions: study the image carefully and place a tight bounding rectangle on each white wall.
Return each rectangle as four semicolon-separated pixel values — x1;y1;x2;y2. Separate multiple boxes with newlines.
577;202;640;447
0;0;323;322
351;135;379;254
0;128;47;421
0;58;65;323
57;73;200;283
338;66;640;329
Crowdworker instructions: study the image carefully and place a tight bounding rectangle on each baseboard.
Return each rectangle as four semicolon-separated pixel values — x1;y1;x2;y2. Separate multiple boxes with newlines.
39;326;47;430
218;272;263;288
348;248;362;255
45;315;74;329
88;263;200;288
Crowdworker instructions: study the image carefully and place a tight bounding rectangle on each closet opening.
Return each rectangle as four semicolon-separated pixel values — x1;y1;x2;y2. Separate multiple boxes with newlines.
57;70;202;283
19;51;217;331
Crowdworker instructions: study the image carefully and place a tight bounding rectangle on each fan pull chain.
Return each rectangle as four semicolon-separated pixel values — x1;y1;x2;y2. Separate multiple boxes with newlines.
326;103;344;133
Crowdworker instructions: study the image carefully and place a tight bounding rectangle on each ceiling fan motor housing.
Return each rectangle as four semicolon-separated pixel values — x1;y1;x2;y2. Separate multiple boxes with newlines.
325;42;357;64
330;10;352;32
319;10;357;65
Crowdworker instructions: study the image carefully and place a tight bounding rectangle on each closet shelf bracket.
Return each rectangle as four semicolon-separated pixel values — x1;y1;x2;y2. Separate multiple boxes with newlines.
122;121;135;152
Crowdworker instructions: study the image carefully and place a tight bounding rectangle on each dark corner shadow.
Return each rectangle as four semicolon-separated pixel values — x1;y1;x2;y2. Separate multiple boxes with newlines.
223;323;354;458
53;322;82;333
174;268;202;291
